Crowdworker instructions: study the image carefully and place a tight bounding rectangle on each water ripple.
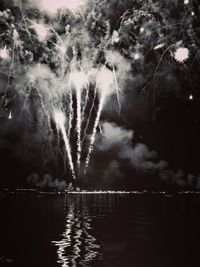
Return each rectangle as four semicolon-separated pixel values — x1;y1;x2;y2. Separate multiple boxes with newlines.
52;195;100;267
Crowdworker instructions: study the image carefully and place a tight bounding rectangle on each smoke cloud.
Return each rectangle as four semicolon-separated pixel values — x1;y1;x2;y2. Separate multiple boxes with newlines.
96;122;167;172
27;173;67;190
88;122;199;189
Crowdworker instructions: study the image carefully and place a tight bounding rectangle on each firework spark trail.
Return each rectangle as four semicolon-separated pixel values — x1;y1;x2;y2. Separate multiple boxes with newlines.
81;83;89;119
81;66;103;143
81;83;98;144
84;92;106;174
68;88;74;137
98;121;103;134
93;105;103;133
84;67;114;173
50;26;64;46
8;110;12;119
139;44;174;97
54;111;76;180
69;71;88;171
50;26;71;78
111;63;121;114
76;86;82;171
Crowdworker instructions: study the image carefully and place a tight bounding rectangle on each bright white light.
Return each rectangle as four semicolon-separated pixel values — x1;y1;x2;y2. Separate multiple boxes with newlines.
174;47;189;63
191;11;195;16
31;22;48;42
154;43;165;50
8;110;12;120
189;94;193;100
140;27;144;33
184;0;189;4
96;67;114;97
54;111;65;126
133;53;140;60
33;0;87;15
111;30;119;44
69;71;88;90
0;46;9;59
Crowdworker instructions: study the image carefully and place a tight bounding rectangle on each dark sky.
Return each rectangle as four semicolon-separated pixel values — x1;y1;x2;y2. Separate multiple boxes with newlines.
0;0;200;190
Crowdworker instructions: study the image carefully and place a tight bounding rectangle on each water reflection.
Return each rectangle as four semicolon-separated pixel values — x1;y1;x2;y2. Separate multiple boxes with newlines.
2;193;200;267
52;195;100;267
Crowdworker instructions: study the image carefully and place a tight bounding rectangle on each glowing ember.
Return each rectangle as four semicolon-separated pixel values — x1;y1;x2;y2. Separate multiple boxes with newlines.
154;43;165;50
133;53;140;60
8;110;12;119
140;27;144;33
173;47;189;63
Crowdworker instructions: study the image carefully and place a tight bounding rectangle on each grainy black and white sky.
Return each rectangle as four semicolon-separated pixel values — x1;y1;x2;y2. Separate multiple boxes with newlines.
0;0;200;190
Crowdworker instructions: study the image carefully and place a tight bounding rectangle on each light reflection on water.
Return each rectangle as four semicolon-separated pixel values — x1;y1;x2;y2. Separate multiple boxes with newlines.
2;193;200;267
52;195;101;267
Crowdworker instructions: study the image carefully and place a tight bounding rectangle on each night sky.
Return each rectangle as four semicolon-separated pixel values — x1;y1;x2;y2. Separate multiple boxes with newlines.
0;0;200;190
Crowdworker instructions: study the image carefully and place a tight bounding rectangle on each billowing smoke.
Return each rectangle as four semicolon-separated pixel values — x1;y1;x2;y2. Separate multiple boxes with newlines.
160;169;200;189
96;122;167;173
120;143;168;172
27;173;67;190
84;122;199;189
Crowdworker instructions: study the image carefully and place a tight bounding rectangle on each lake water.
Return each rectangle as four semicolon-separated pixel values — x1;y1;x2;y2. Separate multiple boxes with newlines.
0;193;200;267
